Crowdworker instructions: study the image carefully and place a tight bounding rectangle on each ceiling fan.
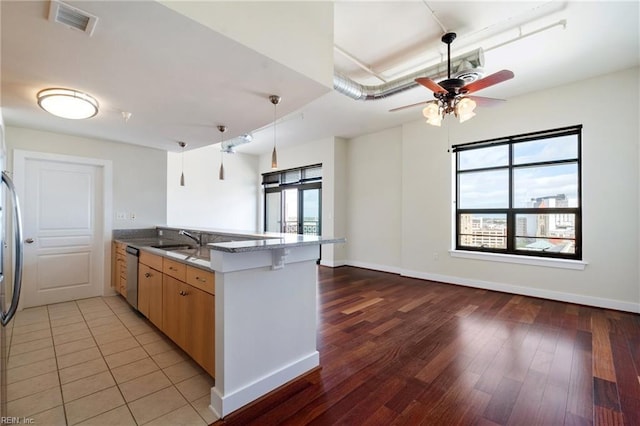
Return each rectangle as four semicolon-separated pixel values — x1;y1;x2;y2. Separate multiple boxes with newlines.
391;32;514;126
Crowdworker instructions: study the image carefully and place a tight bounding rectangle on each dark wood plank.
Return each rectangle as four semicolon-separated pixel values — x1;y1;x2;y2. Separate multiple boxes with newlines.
212;266;640;426
482;376;522;424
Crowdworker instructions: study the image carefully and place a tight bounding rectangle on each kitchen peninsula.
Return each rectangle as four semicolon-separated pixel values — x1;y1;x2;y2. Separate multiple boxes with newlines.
113;226;344;418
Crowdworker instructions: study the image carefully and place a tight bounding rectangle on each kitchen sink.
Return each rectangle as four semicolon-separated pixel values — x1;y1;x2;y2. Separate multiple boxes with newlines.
150;243;195;250
171;247;210;261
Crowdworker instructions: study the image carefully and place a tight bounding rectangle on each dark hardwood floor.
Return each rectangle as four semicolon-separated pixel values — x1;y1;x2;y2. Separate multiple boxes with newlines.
214;266;640;425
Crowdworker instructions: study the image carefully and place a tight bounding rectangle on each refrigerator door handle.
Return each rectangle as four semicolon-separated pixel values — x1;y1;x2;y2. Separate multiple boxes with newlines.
1;171;23;326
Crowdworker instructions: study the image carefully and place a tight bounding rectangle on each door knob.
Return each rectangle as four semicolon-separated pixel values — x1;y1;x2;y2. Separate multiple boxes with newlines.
25;238;34;244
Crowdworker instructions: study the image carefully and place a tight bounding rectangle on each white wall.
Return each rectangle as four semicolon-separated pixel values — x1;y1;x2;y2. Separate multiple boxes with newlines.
344;67;640;312
5;126;167;229
258;136;348;266
346;127;403;272
167;144;259;230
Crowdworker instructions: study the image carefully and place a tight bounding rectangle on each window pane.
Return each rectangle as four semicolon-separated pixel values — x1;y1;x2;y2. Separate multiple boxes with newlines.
515;213;575;254
459;213;507;249
516;237;575;254
513;163;578;208
303;167;322;180
515;213;576;238
283;188;298;233
459;170;509;208
283;170;301;184
513;135;577;165
265;192;281;233
458;145;508;170
302;188;320;235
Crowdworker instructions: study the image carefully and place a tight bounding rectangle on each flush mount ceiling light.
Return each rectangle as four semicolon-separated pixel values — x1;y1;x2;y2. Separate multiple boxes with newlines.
37;88;99;119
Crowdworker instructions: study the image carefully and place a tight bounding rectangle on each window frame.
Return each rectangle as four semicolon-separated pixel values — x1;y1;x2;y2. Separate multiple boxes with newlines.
262;164;322;235
453;125;582;260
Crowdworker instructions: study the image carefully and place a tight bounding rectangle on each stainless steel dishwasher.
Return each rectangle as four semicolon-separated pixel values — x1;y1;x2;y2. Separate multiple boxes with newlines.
125;246;139;309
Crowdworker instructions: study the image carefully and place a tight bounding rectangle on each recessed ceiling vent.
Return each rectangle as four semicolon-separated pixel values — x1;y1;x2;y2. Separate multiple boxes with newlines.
48;0;98;36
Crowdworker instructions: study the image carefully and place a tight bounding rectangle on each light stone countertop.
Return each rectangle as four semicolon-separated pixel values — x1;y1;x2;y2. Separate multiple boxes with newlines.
206;233;345;253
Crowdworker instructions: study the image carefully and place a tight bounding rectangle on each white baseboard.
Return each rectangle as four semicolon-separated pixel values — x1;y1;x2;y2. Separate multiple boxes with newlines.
211;351;319;418
320;259;346;267
400;269;640;313
342;260;403;275
340;261;639;313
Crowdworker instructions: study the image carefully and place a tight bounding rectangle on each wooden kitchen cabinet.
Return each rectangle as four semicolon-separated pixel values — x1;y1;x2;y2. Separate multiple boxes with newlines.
138;262;163;329
163;272;215;377
112;242;127;297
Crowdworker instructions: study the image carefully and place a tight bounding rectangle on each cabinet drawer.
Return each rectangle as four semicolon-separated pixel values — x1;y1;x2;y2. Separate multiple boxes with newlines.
163;258;186;281
140;251;163;271
186;266;214;295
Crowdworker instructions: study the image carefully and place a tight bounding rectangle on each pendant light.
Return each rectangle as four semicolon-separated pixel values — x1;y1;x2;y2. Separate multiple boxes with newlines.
269;95;281;169
217;125;227;180
178;141;187;186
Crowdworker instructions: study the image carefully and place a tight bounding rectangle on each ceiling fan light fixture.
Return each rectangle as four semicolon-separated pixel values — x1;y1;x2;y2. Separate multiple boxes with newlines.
37;88;98;119
455;97;477;123
423;101;442;127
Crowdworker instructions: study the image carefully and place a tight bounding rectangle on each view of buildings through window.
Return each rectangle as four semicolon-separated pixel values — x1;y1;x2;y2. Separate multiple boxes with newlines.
455;125;582;259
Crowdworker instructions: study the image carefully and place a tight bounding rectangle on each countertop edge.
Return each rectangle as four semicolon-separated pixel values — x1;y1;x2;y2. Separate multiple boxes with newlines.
207;237;346;253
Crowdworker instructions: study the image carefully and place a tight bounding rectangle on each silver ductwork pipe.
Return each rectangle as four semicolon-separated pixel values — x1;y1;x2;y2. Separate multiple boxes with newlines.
333;48;484;101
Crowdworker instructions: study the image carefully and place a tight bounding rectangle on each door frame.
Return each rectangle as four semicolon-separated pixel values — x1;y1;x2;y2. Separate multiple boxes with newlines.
12;150;113;308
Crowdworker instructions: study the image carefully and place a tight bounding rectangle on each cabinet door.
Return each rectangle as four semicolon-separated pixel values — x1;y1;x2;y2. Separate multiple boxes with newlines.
111;242;118;290
147;270;163;329
185;287;214;377
138;263;154;318
138;263;162;329
162;275;188;349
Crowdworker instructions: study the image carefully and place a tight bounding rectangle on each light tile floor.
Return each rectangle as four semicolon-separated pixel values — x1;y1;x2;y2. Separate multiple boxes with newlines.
6;296;218;425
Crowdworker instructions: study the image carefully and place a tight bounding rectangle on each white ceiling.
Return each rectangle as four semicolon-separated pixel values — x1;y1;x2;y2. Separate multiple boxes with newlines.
2;1;639;155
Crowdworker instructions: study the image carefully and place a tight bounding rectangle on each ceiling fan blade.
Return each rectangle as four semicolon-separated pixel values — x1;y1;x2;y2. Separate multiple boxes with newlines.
415;77;447;94
463;70;514;94
389;100;429;112
468;95;506;107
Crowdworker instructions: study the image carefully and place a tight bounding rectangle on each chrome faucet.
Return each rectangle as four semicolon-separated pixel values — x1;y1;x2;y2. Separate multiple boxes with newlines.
178;230;201;246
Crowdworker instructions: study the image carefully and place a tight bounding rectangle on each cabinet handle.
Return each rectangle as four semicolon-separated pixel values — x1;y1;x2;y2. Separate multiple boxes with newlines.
169;266;177;271
179;290;188;296
144;273;151;278
196;276;206;282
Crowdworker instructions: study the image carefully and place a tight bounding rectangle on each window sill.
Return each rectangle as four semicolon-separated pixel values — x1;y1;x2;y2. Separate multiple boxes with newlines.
449;250;588;270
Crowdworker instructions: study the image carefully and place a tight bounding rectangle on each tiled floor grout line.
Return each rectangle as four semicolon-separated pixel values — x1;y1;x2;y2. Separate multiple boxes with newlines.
76;298;138;426
7;297;216;425
47;301;76;426
16;298;216;424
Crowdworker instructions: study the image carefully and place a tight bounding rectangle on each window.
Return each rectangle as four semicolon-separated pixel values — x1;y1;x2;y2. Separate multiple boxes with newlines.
262;164;322;235
454;125;582;260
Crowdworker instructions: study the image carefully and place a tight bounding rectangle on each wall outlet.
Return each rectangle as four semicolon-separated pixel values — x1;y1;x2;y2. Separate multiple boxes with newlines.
116;212;126;220
433;252;439;260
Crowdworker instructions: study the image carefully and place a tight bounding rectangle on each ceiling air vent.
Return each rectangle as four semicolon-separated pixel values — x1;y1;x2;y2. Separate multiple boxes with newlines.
48;0;98;36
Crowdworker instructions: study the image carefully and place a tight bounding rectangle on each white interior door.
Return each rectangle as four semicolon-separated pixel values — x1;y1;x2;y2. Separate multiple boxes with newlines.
20;156;104;307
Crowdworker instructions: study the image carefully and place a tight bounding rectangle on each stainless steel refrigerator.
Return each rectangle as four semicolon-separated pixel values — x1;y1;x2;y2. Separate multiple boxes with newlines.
0;126;24;420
